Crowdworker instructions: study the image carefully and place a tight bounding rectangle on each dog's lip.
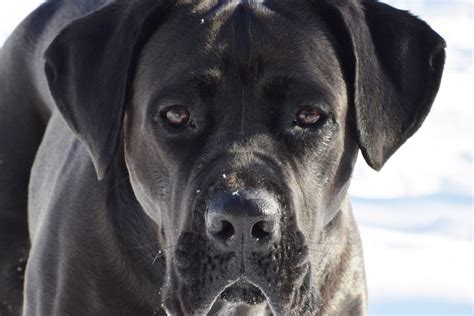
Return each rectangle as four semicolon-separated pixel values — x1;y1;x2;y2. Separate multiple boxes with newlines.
164;261;311;315
163;277;265;314
169;231;312;314
190;264;311;315
208;278;271;312
219;278;265;303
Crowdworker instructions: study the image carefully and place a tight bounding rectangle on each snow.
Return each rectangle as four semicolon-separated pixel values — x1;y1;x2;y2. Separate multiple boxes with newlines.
0;0;472;315
0;2;42;47
354;195;472;315
351;0;473;199
350;1;473;313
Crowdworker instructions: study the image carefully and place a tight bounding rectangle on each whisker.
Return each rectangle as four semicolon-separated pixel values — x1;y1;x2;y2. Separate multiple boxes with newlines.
132;240;162;250
307;248;329;255
306;241;356;245
107;174;130;193
152;244;177;264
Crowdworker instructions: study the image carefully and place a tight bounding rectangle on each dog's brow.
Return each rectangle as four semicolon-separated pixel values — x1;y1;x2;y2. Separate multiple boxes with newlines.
262;75;338;110
262;74;291;87
147;71;221;106
192;69;222;87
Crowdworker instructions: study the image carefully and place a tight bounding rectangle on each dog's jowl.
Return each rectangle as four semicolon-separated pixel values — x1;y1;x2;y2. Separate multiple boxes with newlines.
0;0;445;315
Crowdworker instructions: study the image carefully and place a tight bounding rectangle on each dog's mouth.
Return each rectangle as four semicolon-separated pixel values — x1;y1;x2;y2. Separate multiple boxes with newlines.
161;229;317;315
219;279;266;305
163;258;313;315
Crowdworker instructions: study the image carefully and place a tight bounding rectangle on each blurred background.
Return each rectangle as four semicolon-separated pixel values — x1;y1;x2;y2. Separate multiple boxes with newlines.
0;0;472;315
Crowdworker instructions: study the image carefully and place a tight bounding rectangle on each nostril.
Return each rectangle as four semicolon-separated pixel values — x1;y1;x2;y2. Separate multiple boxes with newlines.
251;220;273;239
212;220;235;240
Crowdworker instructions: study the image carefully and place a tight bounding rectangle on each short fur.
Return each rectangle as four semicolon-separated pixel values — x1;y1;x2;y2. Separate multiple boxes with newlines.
0;0;445;315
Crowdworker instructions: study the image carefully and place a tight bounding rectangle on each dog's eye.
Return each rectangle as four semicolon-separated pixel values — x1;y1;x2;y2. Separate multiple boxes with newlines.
160;105;191;128
295;107;323;128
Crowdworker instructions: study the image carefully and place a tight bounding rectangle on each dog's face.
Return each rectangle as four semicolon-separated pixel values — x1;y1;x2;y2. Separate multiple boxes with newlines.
45;0;445;314
124;3;356;312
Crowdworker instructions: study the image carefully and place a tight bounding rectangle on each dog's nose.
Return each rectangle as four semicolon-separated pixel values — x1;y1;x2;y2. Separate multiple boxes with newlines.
206;191;281;251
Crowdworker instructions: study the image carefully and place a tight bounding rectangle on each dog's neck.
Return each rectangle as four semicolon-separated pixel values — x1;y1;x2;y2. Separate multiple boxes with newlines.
313;197;367;315
97;164;165;312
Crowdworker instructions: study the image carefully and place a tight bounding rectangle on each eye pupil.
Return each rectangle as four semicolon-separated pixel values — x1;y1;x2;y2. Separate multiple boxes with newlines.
161;106;190;127
296;108;322;127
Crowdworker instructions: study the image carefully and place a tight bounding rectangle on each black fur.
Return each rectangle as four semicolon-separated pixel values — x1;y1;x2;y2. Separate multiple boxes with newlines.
45;0;173;179
0;0;445;315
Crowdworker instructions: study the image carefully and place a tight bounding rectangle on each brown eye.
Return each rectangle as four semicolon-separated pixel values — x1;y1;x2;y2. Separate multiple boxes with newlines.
160;105;191;128
295;107;323;127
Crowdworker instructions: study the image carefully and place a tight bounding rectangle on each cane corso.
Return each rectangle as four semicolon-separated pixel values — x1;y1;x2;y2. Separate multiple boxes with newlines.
0;0;445;314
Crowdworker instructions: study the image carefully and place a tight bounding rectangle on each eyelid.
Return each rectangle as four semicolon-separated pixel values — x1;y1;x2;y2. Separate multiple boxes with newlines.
296;104;331;118
159;104;189;112
147;86;195;108
150;99;194;124
156;100;191;112
156;105;192;125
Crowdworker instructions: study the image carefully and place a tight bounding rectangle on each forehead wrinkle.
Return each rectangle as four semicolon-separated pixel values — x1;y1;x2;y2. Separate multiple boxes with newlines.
211;3;256;135
189;0;296;76
192;0;276;15
137;0;345;109
149;67;223;100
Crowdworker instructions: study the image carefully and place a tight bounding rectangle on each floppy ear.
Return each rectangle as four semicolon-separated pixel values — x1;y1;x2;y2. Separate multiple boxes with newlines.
45;0;171;180
317;0;446;170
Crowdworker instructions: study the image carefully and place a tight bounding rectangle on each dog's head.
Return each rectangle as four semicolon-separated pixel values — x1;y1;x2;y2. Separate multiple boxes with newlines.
45;0;445;313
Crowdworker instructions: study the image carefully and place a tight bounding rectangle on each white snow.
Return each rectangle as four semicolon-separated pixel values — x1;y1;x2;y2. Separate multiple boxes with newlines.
0;0;472;314
0;2;43;48
350;1;473;314
351;0;473;199
354;195;472;314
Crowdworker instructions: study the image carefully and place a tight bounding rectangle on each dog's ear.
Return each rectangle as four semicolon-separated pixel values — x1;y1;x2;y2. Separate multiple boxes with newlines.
45;1;171;180
318;0;446;170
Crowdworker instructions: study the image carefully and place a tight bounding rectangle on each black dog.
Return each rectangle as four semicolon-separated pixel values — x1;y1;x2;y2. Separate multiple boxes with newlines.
0;0;445;315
